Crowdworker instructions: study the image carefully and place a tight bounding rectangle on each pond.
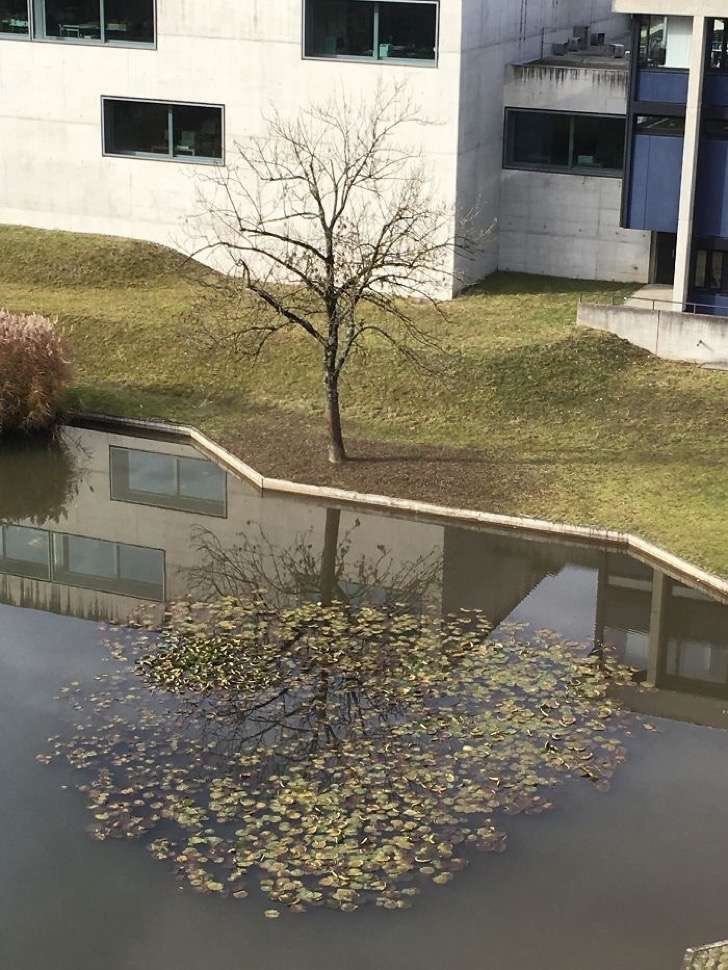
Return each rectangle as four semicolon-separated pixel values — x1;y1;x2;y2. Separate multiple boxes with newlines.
2;423;728;970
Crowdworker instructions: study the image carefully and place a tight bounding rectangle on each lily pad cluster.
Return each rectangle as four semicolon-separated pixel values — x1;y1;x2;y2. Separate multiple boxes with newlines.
42;598;637;915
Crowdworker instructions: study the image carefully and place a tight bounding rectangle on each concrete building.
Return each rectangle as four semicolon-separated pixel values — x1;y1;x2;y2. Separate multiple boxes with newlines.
0;0;641;293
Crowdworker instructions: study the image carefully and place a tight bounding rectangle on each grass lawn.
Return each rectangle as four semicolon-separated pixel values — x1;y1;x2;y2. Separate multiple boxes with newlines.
2;224;728;578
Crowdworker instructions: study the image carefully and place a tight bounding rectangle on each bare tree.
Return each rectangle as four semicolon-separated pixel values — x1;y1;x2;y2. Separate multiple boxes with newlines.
187;84;477;464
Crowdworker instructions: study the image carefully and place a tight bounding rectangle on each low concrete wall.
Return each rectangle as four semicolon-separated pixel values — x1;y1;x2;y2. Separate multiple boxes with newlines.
70;412;728;602
577;301;728;366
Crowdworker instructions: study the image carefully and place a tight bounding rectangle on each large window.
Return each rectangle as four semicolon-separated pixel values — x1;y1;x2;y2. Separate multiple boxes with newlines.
110;447;228;516
0;0;29;36
31;0;154;44
637;14;691;70
305;0;438;63
52;532;165;599
103;99;224;163
503;110;625;177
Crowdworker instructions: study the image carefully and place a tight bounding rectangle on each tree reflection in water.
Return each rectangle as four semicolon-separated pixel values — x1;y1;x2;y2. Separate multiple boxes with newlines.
42;522;638;915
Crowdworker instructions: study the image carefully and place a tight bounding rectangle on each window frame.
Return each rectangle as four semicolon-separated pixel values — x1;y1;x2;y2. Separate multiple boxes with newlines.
101;96;225;165
301;0;439;68
0;0;157;47
502;108;626;179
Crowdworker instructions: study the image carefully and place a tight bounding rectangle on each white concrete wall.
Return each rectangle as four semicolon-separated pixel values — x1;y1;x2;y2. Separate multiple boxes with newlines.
0;0;464;282
498;61;651;282
578;302;728;365
453;0;629;286
0;0;633;294
499;171;650;281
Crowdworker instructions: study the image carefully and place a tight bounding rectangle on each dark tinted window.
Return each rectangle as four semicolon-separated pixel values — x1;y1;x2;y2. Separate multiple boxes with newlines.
104;100;223;162
41;0;100;39
33;0;154;43
104;99;169;157
505;110;624;175
104;0;154;44
305;0;437;62
510;111;570;168
572;115;625;171
0;0;29;35
172;105;223;161
378;2;437;60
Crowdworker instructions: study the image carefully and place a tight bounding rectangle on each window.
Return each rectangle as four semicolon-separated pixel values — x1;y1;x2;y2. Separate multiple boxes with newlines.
103;99;224;163
503;110;625;176
708;18;728;72
304;0;437;63
694;249;728;292
0;525;50;580
637;14;691;70
52;532;165;599
638;15;667;68
636;115;685;135
0;0;29;36
110;447;228;516
31;0;153;43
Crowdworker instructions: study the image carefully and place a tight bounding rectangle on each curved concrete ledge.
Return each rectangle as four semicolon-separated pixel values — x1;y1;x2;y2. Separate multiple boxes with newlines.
69;411;728;603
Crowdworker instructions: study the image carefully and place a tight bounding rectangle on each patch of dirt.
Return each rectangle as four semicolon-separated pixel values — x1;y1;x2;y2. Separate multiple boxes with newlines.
220;411;539;514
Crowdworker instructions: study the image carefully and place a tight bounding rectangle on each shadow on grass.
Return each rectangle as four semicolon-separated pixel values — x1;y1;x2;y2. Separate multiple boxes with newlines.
459;272;635;300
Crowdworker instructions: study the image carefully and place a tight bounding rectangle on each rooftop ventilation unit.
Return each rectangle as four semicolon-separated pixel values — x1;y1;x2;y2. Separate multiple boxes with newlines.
567;37;582;52
609;42;626;58
551;42;569;56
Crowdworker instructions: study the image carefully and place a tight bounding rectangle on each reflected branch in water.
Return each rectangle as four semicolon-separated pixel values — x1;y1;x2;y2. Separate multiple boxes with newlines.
185;510;444;612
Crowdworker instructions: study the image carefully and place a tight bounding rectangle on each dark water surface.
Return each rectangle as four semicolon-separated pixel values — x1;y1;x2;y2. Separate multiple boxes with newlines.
2;425;728;970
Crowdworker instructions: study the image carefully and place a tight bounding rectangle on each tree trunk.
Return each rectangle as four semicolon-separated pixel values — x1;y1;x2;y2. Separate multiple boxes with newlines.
325;373;347;465
319;508;341;605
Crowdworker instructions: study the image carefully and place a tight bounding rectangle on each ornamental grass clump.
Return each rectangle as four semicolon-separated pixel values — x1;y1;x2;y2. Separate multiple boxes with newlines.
0;309;71;434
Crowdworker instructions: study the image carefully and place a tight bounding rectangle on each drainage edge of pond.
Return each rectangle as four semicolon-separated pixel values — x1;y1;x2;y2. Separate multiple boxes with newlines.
68;411;728;604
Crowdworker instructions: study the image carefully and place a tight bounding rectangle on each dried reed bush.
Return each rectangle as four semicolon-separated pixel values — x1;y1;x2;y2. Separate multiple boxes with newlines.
0;310;71;433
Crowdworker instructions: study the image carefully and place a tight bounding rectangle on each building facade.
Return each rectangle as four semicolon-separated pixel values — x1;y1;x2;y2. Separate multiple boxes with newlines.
616;3;728;316
0;0;640;293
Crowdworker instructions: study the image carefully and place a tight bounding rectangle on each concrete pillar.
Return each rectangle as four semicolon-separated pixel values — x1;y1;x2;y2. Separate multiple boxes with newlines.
673;16;707;309
645;569;671;687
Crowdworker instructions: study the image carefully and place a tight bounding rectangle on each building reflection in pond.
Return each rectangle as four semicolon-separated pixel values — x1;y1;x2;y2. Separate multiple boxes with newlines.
1;424;727;730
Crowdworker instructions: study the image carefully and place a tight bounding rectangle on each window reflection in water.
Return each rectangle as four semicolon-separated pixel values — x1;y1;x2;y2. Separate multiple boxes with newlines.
110;447;227;517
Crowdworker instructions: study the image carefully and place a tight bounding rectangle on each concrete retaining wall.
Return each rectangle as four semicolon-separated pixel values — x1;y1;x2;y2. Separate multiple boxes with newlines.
577;301;728;366
70;412;728;603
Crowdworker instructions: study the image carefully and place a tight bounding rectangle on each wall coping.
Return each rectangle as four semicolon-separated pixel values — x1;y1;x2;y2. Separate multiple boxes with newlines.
69;411;728;603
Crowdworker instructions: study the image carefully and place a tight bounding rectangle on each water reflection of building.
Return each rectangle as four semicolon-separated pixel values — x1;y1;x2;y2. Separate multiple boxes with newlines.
1;424;727;728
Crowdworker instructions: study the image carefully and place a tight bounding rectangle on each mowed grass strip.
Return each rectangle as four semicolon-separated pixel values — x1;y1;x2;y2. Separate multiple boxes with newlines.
1;224;727;577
